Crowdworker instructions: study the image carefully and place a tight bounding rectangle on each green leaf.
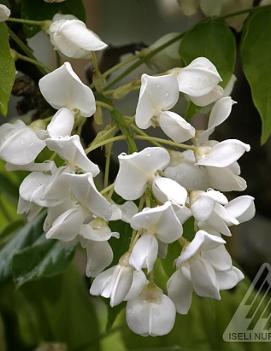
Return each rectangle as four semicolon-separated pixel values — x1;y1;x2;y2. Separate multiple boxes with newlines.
241;8;271;144
0;24;16;116
179;19;236;85
21;0;86;38
12;237;75;287
0;212;45;283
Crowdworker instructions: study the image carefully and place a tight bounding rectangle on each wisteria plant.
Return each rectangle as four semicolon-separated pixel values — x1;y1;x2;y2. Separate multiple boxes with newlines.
0;0;271;349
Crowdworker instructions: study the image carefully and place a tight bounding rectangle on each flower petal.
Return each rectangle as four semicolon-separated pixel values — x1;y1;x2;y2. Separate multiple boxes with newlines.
129;234;158;273
135;74;179;129
152;176;187;206
0;120;45;165
167;268;193;314
47;108;74;138
178;57;222;97
225;195;255;223
125;270;147;301
216;266;244;290
206;166;247;192
190;85;224;107
197;139;250;167
126;288;176;336
64;173;112;220
46;135;99;176
39;62;96;117
158;111;195;143
114;147;170;200
202;245;232;271
84;240;113;277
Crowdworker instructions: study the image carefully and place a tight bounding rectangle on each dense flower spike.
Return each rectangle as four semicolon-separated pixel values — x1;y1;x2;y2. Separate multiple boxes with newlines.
0;46;255;337
48;14;107;58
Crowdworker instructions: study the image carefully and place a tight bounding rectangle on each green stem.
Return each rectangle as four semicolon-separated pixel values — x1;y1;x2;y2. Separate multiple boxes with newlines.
103;54;138;79
91;52;105;91
104;142;112;188
221;4;271;20
130;125;161;147
85;135;126;154
103;33;184;90
100;183;114;195
14;51;50;72
134;135;197;150
96;100;114;111
7;17;47;26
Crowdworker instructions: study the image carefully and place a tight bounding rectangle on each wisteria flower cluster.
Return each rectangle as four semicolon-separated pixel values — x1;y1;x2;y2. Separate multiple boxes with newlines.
0;10;255;336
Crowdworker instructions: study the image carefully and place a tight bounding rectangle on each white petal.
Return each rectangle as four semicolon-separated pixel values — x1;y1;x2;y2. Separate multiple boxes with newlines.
129;234;158;273
190;85;224;107
167;268;193;314
202;210;232;236
191;191;216;222
89;266;116;295
165;158;210;191
190;257;220;299
39;62;96;117
0;5;10;22
135;74;179;129
176;230;225;265
43;200;75;231
173;204;192;224
152;176;187;206
6;160;56;173
46;135;99;176
216;266;244;290
50;18;107;58
158;111;195;143
47;108;74;138
114;147;170;200
131;201;182;243
126;288;176;336
64;173;112;220
80;219;112;241
85;241;113;277
202;245;232;271
112;201;138;223
225;195;255;223
0;121;45;165
200;97;236;141
178;57;222;97
197;139;250;167
45;206;85;241
125;270;147;301
206;166;247;192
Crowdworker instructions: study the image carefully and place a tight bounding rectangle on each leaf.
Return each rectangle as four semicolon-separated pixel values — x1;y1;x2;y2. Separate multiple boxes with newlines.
109;220;132;266
0;266;101;350
241;8;271;144
12;237;75;287
0;24;16;116
0;212;45;283
21;0;86;38
179;19;236;86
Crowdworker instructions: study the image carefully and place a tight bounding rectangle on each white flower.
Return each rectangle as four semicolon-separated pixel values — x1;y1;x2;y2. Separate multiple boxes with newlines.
152;175;187;206
135;74;195;142
114;147;170;200
167;230;244;314
135;73;179;129
80;218;119;277
190;85;224;107
177;57;222;97
0;4;10;22
126;282;176;336
64;173;112;220
46;135;99;175
19;167;70;208
39;62;96;117
0;120;45;166
48;14;107;59
90;253;147;306
129;201;183;272
45;204;86;241
196;139;250;168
